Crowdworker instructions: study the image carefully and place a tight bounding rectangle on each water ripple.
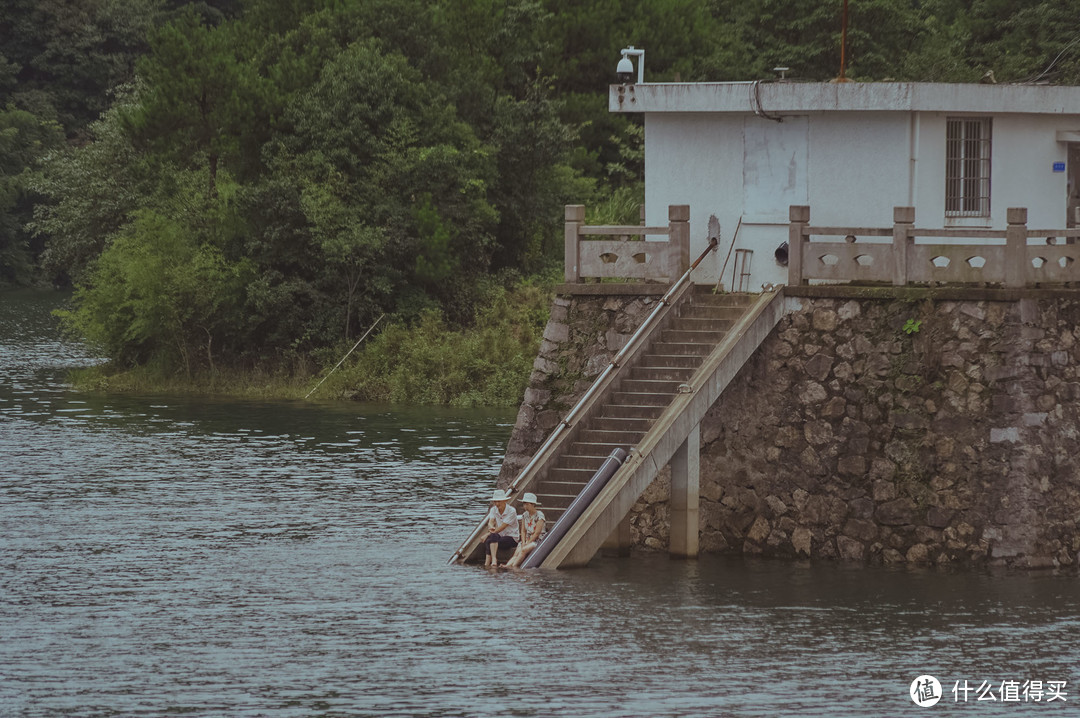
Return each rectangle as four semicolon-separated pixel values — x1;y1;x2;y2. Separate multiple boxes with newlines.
2;291;1079;717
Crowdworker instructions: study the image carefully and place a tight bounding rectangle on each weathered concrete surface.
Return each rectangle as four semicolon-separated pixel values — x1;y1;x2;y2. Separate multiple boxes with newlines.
501;289;1080;570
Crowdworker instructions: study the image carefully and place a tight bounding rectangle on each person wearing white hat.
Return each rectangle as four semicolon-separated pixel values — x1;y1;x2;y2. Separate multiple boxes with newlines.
505;492;545;568
482;489;518;567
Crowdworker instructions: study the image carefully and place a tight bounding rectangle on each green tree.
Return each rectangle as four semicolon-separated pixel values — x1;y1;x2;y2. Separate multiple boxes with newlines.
0;105;62;285
61;193;251;373
267;40;499;327
28;88;152;284
0;0;163;135
122;9;268;196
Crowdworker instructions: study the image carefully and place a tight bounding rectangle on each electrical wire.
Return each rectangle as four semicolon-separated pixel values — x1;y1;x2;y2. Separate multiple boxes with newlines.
1021;35;1080;84
749;79;784;123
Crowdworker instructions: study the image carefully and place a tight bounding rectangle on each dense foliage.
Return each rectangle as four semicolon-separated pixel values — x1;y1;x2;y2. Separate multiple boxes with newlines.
4;0;1080;398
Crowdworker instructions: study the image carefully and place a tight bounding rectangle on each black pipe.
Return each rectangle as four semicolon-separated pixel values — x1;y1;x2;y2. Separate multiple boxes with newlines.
521;448;628;569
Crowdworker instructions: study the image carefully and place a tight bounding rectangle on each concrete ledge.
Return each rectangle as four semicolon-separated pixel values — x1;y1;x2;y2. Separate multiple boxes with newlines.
785;283;1080;302
555;282;672;296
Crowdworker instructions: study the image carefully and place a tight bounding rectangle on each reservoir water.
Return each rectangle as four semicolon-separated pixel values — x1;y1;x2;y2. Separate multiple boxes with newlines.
1;290;1078;717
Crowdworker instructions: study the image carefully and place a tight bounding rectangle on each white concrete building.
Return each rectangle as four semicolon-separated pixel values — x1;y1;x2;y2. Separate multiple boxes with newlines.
610;81;1080;290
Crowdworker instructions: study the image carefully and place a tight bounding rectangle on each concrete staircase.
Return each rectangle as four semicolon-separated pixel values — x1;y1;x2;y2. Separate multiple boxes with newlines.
532;290;756;527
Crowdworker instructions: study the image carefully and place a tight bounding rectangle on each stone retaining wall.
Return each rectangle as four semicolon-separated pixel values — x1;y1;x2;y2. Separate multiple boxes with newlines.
500;291;1080;570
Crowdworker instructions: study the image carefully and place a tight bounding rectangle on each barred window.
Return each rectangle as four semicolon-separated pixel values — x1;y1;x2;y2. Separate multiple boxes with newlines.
945;117;992;217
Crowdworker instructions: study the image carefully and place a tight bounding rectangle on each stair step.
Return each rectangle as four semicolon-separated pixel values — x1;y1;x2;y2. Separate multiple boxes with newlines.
690;291;756;307
534;494;577;510
596;404;665;420
648;342;713;356
671;317;735;332
591;415;654;432
630;365;694;382
547;466;597;482
661;328;727;344
536;479;590;493
568;441;628;457
619;378;682;394
611;391;672;406
579;428;645;445
637;354;702;369
681;305;747;320
556;454;609;470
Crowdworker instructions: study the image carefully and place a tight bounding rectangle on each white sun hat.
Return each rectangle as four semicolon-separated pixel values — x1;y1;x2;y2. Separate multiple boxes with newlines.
490;489;511;502
520;492;540;505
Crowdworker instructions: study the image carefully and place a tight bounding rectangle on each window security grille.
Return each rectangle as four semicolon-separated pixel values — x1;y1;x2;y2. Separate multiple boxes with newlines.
945;118;992;217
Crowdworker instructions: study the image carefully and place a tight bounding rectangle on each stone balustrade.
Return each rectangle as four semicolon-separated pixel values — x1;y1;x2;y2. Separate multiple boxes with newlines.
789;205;1080;287
564;204;690;283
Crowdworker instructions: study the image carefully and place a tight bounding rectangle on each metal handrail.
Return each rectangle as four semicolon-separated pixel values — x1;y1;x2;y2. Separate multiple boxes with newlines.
447;236;719;564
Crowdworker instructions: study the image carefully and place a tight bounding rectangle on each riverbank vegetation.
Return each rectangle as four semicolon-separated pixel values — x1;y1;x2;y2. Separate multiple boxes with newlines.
4;0;1080;404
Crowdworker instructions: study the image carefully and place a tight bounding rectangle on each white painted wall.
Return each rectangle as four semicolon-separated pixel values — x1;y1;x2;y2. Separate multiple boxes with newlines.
644;113;743;286
643;108;1080;289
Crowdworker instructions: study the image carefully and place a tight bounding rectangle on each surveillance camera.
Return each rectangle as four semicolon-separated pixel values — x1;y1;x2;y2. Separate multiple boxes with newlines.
617;56;634;84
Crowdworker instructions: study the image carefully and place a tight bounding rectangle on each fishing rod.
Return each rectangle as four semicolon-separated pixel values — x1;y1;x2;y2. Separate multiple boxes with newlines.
304;314;385;399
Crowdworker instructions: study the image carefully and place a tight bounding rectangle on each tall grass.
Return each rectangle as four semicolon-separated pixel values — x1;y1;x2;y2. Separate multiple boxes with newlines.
317;274;554;406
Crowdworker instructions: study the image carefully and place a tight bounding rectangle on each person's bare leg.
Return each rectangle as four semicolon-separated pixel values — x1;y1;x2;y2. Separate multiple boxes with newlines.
506;547;523;568
506;542;534;568
489;542;500;567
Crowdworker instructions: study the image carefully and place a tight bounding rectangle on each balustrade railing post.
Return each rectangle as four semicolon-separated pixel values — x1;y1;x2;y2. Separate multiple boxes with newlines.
892;206;915;286
788;205;809;286
564;204;585;283
1006;207;1028;288
669;204;691;276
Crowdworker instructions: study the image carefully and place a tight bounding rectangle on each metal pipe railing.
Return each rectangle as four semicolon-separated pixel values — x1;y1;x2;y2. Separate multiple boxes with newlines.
447;236;719;564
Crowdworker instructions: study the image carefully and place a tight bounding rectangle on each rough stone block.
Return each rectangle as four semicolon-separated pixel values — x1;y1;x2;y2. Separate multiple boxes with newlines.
803;420;834;446
990;427;1020;443
533;355;558;374
798;381;828;404
823;396;847;418
838;455;867;477
844;518;878;542
906;543;931;563
849;497;875;520
838;300;861;321
522;387;550;407
837;535;866;561
925;505;954;528
872;480;897;502
1022;412;1048;426
799;446;826;476
915;526;943;544
765;495;789;516
812;308;838;332
542;321;569;343
876;497;916;525
804;353;834;382
792;526;812;556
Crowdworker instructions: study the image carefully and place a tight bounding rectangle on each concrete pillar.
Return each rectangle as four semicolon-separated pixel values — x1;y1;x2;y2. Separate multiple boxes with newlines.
564;205;585;283
892;206;915;286
669;422;700;559
1006;207;1028;288
668;204;691;276
600;515;633;557
788;205;809;286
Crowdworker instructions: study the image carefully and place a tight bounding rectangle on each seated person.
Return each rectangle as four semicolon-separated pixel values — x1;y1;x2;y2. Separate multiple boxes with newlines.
505;492;545;568
482;489;518;567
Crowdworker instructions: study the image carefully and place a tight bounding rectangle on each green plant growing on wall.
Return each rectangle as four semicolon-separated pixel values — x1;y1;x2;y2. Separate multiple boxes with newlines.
903;318;922;335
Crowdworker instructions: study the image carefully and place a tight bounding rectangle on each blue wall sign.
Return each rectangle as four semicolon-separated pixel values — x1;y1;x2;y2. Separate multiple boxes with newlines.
1053;161;1066;172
